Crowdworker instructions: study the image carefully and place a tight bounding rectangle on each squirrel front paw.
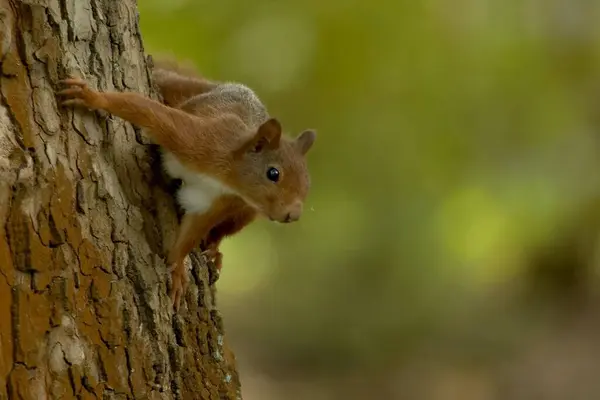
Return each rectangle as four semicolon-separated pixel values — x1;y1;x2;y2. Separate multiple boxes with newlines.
58;77;106;110
200;248;223;271
168;261;189;312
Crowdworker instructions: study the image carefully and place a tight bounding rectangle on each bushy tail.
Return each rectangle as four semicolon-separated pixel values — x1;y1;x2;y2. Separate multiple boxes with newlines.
149;53;217;107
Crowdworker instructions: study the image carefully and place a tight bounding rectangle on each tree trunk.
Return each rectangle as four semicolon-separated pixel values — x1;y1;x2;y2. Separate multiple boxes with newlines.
0;1;241;399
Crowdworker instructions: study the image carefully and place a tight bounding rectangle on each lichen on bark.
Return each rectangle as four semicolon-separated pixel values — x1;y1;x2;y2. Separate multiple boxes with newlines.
0;0;241;399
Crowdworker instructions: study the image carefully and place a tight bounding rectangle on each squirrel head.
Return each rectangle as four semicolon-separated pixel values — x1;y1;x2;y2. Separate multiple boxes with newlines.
230;118;316;223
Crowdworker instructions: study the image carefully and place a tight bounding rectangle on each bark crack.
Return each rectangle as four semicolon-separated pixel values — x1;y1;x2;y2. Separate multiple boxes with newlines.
57;0;73;42
124;347;136;398
0;79;26;152
87;0;101;84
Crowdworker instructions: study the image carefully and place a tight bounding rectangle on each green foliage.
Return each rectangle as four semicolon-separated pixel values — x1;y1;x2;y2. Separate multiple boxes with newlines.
139;0;600;372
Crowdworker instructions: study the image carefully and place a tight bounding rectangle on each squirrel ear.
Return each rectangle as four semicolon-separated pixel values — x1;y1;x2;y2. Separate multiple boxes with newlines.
235;118;282;158
254;118;282;151
233;118;282;158
295;129;316;155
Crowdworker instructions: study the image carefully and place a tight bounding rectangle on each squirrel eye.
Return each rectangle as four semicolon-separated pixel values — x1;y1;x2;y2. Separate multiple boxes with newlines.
266;167;280;182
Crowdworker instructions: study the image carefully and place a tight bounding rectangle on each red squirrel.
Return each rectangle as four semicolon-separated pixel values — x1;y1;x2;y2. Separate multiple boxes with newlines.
58;60;316;311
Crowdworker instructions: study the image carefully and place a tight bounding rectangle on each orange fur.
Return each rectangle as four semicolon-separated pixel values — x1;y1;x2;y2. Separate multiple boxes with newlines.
202;201;257;268
152;62;216;107
58;60;316;312
167;195;254;307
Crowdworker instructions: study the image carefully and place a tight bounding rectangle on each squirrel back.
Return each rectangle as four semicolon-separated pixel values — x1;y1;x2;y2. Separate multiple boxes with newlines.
151;57;268;130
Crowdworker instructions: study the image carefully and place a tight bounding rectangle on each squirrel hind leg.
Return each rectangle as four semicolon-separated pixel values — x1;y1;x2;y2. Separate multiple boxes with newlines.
202;207;257;270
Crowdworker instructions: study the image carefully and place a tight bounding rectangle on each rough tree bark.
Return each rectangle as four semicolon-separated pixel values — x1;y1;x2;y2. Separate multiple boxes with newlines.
0;0;241;399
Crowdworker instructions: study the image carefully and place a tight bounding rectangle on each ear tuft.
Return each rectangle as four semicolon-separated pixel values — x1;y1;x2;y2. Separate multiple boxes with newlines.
295;129;316;155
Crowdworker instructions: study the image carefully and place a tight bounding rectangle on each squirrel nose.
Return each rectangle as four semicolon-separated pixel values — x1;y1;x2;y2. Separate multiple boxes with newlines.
283;213;297;223
284;213;296;223
283;202;302;223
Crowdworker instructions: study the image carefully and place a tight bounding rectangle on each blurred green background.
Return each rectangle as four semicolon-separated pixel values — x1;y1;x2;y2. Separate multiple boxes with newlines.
139;1;600;399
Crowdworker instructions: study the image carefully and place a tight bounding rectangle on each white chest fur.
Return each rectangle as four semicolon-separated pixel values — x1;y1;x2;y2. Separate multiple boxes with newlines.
161;151;234;215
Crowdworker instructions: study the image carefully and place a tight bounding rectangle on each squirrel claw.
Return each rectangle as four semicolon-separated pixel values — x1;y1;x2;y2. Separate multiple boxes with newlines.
167;262;177;273
168;262;188;312
60;77;88;87
200;248;217;258
57;77;103;110
200;248;223;271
